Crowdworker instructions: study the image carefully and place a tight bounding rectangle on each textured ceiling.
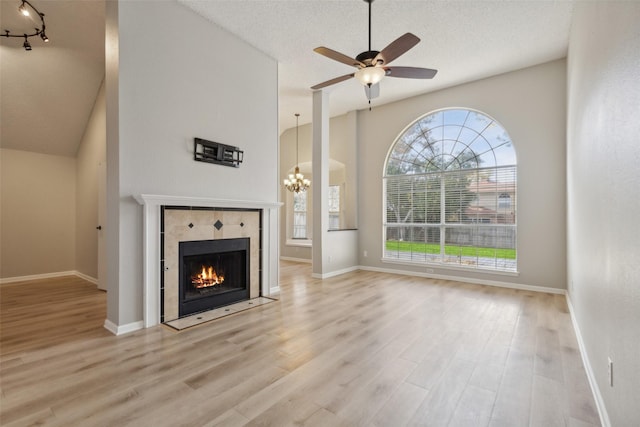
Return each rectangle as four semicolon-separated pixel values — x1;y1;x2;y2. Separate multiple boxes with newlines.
179;0;575;132
0;0;105;157
1;0;576;157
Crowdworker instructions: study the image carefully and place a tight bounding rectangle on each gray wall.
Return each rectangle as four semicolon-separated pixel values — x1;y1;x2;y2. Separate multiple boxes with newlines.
0;149;76;279
75;79;106;280
567;2;640;425
358;59;567;290
106;0;278;327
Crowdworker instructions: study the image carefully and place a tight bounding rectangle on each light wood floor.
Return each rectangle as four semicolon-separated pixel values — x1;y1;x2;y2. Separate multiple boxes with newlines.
1;262;600;426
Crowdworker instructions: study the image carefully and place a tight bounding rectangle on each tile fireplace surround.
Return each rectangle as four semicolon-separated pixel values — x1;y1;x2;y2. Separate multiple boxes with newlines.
136;195;281;327
162;208;260;322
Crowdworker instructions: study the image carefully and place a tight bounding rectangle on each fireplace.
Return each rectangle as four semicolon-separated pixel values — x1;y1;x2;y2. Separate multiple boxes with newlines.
179;238;250;317
158;206;264;324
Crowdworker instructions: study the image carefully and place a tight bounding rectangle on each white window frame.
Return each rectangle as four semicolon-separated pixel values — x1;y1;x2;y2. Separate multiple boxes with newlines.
383;108;517;273
287;190;312;247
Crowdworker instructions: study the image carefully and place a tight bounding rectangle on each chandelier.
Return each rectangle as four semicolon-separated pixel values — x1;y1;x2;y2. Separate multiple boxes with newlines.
1;0;49;51
283;113;310;193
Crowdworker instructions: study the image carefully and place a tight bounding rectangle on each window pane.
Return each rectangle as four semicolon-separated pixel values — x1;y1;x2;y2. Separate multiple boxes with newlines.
328;186;340;212
384;108;517;272
329;214;340;230
385;175;442;225
293;191;306;211
384;226;441;263
444;226;516;271
293;191;307;239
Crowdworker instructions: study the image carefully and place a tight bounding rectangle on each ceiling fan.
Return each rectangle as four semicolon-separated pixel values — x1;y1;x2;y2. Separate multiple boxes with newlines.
311;0;437;104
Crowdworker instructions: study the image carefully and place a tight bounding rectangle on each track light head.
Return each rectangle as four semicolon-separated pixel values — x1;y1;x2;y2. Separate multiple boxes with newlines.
23;36;32;51
19;1;30;16
40;31;49;42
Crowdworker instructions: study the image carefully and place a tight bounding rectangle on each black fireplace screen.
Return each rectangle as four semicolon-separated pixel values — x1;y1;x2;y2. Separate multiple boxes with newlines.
178;238;249;317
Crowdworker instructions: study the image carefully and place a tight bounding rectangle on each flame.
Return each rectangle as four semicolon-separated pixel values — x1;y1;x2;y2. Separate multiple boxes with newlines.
192;265;224;288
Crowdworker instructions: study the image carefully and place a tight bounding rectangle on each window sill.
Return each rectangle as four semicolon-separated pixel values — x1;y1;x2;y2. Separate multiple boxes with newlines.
286;239;312;248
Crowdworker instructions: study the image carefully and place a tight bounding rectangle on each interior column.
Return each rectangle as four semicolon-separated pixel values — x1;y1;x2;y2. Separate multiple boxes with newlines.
311;90;329;277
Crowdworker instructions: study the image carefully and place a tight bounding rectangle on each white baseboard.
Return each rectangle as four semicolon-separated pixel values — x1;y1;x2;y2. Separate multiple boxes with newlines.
566;295;611;427
103;319;144;336
74;271;98;285
1;270;99;286
280;256;312;264
358;265;566;295
311;265;360;279
0;271;77;285
268;286;280;295
302;263;564;295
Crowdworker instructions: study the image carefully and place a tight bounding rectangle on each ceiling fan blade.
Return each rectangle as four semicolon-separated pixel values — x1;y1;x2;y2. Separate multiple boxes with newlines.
365;83;380;100
314;47;365;68
311;73;355;90
374;33;420;65
385;66;438;79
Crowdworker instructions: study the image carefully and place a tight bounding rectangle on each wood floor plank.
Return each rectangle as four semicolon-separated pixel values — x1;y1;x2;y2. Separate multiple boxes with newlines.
0;263;601;426
408;358;477;426
371;382;429;427
447;384;496;427
529;375;566;427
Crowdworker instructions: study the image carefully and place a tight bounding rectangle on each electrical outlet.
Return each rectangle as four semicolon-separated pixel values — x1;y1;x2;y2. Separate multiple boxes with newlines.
363;250;368;258
608;357;613;387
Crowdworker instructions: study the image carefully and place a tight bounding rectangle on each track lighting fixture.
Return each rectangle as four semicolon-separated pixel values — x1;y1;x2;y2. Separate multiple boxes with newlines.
1;0;50;51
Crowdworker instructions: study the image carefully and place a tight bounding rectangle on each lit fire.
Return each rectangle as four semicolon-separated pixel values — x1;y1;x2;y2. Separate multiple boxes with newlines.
192;265;224;288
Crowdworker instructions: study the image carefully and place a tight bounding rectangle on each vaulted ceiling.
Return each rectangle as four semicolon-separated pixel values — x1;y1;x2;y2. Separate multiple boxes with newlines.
0;0;105;157
180;0;575;131
1;0;576;157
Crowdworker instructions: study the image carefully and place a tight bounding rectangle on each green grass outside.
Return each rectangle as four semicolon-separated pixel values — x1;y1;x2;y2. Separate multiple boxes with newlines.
386;240;516;259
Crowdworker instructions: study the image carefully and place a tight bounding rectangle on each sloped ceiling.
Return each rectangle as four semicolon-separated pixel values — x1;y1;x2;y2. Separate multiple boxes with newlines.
1;0;576;156
0;0;105;157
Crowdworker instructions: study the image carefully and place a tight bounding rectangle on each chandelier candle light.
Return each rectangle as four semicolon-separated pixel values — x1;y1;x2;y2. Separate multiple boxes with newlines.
283;113;310;193
2;0;50;51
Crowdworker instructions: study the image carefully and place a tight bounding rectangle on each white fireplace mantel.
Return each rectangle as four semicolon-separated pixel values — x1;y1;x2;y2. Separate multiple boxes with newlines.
135;194;282;327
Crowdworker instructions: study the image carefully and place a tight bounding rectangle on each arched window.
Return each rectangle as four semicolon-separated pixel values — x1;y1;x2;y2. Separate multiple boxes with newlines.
383;108;517;272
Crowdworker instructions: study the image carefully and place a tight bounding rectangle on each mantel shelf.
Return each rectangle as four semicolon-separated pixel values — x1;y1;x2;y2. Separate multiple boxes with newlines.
135;194;282;210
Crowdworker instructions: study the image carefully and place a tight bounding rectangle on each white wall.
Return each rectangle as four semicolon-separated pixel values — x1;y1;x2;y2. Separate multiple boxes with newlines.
106;0;278;327
0;149;76;279
567;2;640;426
75;79;106;280
358;60;567;290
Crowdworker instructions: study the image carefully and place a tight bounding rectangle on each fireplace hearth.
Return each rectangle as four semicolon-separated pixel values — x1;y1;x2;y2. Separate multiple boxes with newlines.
179;238;249;317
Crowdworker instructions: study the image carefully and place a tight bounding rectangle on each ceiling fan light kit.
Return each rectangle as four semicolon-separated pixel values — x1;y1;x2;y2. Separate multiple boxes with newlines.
2;0;49;51
311;0;437;105
355;66;385;86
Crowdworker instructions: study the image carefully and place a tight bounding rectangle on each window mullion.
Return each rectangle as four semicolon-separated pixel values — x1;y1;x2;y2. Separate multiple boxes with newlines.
440;173;445;261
